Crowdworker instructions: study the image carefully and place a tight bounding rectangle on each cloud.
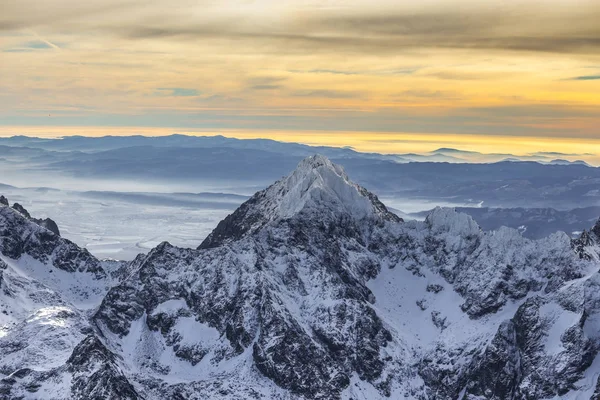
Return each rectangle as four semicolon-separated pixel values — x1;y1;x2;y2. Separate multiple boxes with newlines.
569;75;600;80
2;1;599;55
0;0;148;31
397;90;456;99
303;69;360;76
249;85;281;90
1;0;599;147
423;72;482;81
3;40;58;52
154;88;200;97
461;104;600;119
245;76;286;91
1;102;598;142
109;25;600;56
290;68;418;76
22;40;53;49
291;90;361;99
3;48;36;53
532;151;595;157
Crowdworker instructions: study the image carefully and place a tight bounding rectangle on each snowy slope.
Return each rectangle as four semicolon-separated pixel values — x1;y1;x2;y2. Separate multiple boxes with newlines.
0;200;125;399
2;156;600;399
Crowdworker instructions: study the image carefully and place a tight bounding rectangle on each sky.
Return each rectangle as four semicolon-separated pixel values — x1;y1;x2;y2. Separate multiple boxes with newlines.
1;0;599;156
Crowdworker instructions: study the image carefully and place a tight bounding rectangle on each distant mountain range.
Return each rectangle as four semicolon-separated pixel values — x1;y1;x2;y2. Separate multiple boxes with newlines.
1;134;599;210
0;134;594;165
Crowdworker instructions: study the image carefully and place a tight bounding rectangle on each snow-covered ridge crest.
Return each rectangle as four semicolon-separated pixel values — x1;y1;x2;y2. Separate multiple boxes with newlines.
200;154;400;249
425;206;481;236
275;154;393;220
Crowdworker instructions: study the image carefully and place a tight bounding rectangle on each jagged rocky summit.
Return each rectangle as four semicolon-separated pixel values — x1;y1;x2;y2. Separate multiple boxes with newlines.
200;154;401;249
3;197;61;236
2;155;600;399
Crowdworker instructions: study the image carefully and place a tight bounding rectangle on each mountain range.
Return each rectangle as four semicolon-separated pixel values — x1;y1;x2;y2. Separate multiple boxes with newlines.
0;135;592;165
1;155;600;399
1;135;599;210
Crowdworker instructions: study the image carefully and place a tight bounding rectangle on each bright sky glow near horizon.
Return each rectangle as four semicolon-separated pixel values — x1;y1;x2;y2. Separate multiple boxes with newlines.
1;0;599;159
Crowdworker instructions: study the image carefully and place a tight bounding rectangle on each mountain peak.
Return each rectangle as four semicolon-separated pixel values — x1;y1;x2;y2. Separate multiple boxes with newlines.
199;155;400;248
295;153;342;172
277;154;368;218
286;154;350;195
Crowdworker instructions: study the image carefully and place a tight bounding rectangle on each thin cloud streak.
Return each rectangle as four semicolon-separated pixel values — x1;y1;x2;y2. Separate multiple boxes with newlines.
569;75;600;80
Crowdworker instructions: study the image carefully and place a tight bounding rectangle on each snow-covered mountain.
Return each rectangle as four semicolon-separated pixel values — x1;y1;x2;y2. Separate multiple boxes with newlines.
2;155;600;399
410;206;600;240
0;200;126;399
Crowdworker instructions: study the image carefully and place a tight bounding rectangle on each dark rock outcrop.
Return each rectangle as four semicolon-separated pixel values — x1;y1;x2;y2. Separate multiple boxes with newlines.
0;197;61;236
32;217;60;236
0;206;102;275
11;203;30;218
67;335;141;400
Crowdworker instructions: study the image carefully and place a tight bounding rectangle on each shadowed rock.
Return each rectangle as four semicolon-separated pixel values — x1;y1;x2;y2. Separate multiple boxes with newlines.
32;217;60;236
11;203;30;218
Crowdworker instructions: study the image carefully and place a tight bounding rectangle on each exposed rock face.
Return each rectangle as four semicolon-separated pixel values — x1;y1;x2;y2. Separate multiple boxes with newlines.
2;155;600;399
459;296;597;400
32;217;61;236
593;219;600;239
11;203;31;219
66;335;140;400
1;195;61;237
95;208;399;398
573;221;600;261
0;206;99;275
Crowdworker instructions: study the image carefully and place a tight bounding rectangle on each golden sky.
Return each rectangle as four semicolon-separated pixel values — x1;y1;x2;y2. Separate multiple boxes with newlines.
1;0;599;156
